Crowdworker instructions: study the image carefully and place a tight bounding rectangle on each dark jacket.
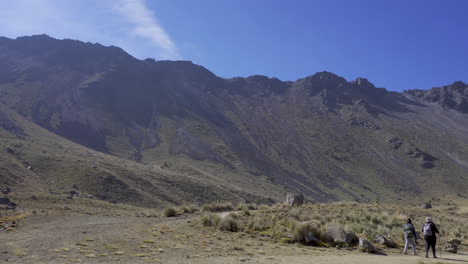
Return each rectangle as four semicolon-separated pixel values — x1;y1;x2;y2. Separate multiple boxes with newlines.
422;222;439;237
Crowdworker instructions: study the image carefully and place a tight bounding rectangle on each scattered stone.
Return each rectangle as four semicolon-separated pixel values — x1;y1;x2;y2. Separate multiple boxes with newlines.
87;195;94;199
90;165;97;169
4;146;14;154
0;197;11;204
386;137;403;149
27;166;32;170
31;195;38;200
373;235;397;248
285;193;304;206
359;238;376;253
326;226;359;246
69;191;79;196
444;243;458;253
420;203;432;209
71;184;78;189
1;188;11;195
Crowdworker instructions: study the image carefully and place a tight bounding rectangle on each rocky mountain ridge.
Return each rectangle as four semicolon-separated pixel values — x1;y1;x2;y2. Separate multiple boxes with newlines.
0;35;467;206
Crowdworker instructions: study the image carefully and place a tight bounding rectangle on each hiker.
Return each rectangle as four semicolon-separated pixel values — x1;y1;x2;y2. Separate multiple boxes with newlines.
403;218;417;255
422;217;439;258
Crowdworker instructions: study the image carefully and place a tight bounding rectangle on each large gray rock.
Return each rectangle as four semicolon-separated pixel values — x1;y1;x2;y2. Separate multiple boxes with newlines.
444;243;458;253
374;235;397;248
326;226;359;246
286;193;304;206
359;238;376;253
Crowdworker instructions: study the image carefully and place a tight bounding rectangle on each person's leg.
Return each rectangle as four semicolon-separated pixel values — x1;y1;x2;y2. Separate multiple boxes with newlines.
425;237;430;258
410;237;417;255
404;237;409;254
432;237;437;258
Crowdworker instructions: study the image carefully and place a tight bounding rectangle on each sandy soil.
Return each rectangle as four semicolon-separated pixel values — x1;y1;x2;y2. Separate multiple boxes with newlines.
1;214;467;264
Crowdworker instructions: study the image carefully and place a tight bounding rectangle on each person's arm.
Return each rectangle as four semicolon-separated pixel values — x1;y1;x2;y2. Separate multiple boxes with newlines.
412;225;417;239
432;223;439;234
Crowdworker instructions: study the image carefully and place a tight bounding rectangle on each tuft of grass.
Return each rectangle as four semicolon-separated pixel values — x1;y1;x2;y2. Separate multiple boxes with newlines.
201;213;221;227
163;206;178;217
218;215;241;232
290;221;323;244
248;216;269;231
179;205;198;214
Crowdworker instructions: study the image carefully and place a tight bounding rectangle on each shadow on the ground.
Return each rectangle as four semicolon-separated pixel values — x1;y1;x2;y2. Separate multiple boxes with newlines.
437;257;468;263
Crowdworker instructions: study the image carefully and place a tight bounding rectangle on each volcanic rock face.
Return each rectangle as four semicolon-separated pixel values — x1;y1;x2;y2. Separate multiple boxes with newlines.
405;81;468;113
0;35;468;203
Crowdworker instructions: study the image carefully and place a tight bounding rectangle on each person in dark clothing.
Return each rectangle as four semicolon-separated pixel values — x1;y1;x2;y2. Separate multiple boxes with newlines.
422;217;439;258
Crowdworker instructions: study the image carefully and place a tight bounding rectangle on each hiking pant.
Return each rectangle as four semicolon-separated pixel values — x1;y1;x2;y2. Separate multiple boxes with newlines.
424;235;436;257
404;236;416;254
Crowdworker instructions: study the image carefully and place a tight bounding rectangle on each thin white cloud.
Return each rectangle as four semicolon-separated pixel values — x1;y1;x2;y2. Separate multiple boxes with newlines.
114;0;181;59
0;0;181;60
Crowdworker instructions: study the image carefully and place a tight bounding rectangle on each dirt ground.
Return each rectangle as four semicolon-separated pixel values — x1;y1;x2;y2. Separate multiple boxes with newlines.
1;214;467;264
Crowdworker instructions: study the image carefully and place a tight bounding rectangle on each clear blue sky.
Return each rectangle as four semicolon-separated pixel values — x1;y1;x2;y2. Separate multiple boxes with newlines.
1;0;467;91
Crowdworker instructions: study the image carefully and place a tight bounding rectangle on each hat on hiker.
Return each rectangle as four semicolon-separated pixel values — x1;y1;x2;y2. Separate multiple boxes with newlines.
426;217;432;222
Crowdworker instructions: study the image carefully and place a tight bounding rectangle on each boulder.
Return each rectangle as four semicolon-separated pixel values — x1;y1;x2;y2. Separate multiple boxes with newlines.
286;193;304;206
374;235;397;248
444;243;458;253
359;238;376;253
326;226;359;246
420;203;432;209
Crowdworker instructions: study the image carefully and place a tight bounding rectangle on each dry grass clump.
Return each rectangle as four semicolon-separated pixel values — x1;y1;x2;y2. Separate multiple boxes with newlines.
201;213;221;227
247;216;270;231
201;202;233;212
218;215;241;232
179;205;198;214
290;220;325;244
162;206;178;217
200;213;241;232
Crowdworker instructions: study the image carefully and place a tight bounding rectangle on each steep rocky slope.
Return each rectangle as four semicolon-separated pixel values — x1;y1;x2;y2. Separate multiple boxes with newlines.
0;35;467;205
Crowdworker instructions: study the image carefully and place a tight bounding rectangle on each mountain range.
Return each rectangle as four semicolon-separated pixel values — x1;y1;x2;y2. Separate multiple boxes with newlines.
1;35;467;207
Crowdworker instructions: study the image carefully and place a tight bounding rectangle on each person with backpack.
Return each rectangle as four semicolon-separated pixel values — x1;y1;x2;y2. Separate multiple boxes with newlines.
403;218;417;255
422;217;439;258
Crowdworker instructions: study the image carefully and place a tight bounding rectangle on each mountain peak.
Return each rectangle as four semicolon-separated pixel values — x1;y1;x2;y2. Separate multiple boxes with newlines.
351;77;374;87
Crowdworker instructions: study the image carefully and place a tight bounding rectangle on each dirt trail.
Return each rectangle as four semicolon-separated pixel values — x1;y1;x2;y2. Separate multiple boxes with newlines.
1;215;467;264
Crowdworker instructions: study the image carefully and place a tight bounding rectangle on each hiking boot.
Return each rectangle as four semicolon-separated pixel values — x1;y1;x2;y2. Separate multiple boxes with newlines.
433;256;438;258
425;254;428;258
403;252;407;255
